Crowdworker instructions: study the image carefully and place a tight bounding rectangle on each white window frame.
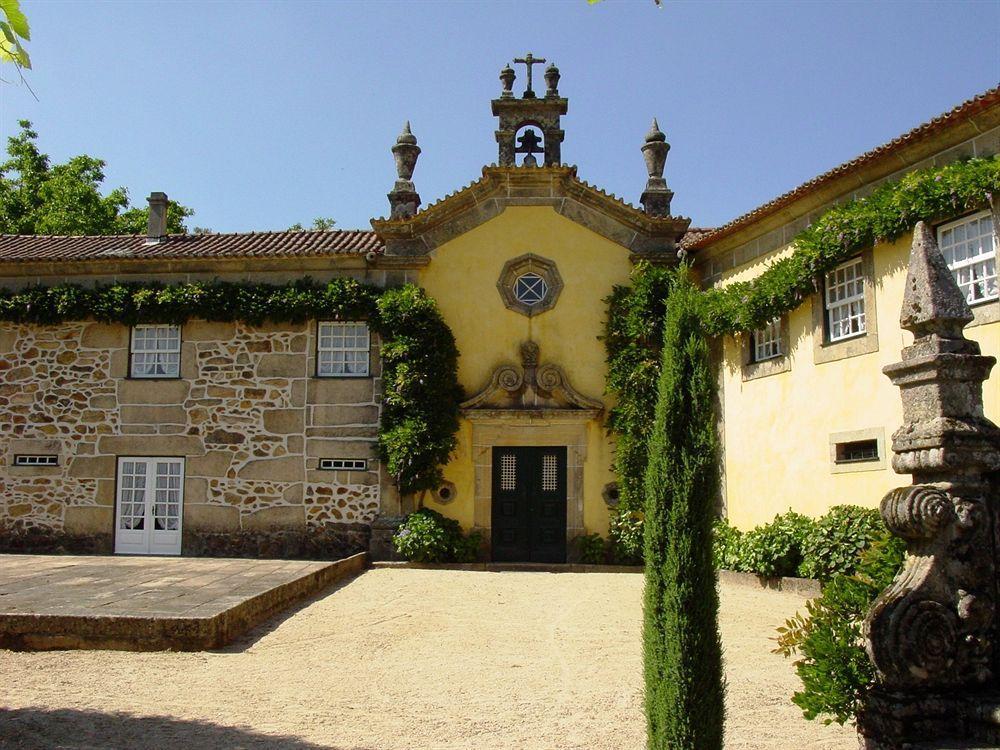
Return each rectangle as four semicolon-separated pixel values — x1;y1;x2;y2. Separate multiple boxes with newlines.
317;321;370;377
130;324;181;379
319;458;367;471
13;455;58;466
513;272;549;307
938;210;998;306
824;258;867;343
114;456;184;555
752;318;783;362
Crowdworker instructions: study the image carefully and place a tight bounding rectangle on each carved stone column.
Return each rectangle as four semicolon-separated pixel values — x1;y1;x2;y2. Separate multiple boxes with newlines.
859;222;1000;748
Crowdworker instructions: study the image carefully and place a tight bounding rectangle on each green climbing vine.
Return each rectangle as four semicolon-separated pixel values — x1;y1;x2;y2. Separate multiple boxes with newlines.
0;277;462;494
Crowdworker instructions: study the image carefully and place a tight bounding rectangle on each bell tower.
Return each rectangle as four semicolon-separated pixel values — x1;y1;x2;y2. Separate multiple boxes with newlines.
492;53;568;167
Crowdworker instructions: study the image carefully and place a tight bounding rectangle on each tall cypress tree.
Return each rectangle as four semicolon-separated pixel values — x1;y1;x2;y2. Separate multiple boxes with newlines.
642;268;724;750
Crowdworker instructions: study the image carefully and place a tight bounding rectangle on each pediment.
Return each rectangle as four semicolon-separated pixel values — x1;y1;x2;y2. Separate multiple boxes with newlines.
461;340;604;420
371;165;689;261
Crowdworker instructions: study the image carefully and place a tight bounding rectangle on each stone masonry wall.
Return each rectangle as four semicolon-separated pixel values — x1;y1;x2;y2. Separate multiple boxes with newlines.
0;318;390;557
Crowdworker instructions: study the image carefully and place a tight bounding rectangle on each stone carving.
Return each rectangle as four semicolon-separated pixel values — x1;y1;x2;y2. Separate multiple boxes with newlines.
388;122;421;219
461;341;604;414
859;222;1000;748
513;53;546;97
492;54;567;167
640;119;674;217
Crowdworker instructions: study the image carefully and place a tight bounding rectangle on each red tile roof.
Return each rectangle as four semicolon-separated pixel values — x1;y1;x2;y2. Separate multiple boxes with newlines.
687;86;1000;250
0;230;383;264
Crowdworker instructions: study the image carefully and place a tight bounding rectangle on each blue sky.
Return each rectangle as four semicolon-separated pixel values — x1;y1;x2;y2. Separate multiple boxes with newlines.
2;1;998;233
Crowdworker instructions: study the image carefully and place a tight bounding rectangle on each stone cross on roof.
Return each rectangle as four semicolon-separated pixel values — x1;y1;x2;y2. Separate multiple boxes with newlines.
513;53;546;97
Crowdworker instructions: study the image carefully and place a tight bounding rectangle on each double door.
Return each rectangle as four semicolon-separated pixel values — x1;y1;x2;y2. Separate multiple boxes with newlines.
491;446;567;563
114;457;184;555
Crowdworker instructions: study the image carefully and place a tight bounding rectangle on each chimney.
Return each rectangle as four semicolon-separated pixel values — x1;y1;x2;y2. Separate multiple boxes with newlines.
146;192;169;243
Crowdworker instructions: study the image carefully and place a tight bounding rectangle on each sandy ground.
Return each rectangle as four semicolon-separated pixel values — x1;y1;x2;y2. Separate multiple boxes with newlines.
0;568;855;750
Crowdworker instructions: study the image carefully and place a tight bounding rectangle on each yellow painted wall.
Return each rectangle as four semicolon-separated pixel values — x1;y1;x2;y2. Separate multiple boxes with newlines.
718;234;1000;529
416;206;630;537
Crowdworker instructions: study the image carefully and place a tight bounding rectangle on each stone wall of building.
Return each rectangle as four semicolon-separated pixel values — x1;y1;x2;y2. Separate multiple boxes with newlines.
0;318;389;557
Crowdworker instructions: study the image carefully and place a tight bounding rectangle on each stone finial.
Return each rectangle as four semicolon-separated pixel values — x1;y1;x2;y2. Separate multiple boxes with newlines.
860;221;1000;749
544;63;560;98
388;122;421;220
640;119;673;217
499;64;515;98
900;221;974;338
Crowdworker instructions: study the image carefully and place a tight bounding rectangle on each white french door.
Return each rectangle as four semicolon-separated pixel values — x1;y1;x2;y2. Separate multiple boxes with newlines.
114;457;184;555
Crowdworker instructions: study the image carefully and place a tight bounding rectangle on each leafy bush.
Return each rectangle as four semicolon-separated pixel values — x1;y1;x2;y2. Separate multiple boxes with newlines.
392;509;481;563
739;511;815;578
574;533;608;565
711;517;744;571
774;533;906;725
799;505;884;581
609;506;644;565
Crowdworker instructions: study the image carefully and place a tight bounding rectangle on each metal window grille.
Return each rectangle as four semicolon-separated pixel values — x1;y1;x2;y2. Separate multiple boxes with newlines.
500;453;516;491
541;454;557;491
825;259;866;342
317;321;370;377
319;458;367;471
752;318;782;362
938;211;998;305
513;272;548;306
13;454;58;466
130;325;181;378
835;439;879;464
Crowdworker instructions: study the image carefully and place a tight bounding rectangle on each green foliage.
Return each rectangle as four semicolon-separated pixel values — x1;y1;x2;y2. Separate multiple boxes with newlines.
643;268;724;750
799;505;884;581
0;277;461;496
608;505;644;565
698;156;1000;336
0;120;194;235
774;533;906;725
711;517;744;571
739;510;815;578
0;0;30;69
392;508;481;563
288;217;337;231
574;533;608;564
603;261;675;513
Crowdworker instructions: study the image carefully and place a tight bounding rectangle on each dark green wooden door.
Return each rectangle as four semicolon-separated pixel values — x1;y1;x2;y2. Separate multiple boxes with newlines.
491;446;567;563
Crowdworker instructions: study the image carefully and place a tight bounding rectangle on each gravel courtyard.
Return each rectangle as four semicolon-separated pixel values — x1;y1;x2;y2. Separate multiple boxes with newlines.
0;567;854;750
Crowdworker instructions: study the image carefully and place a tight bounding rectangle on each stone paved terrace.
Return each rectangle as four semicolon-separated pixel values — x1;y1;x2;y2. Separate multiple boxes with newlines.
0;552;366;650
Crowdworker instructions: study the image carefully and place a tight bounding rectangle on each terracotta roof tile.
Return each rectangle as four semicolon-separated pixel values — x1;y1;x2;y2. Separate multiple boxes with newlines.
680;227;715;249
688;87;1000;250
0;230;383;264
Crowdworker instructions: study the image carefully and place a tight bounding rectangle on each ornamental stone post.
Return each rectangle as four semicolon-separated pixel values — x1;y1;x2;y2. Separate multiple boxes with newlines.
859;221;1000;749
387;122;421;220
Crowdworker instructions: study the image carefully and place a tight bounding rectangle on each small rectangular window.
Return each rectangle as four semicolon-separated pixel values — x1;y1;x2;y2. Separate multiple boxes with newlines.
318;458;367;471
317;321;370;377
938;211;998;305
825;259;866;342
834;439;879;464
752;318;783;362
130;324;181;378
13;454;58;466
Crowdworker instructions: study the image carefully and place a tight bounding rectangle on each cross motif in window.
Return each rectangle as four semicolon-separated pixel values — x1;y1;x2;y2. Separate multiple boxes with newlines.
514;272;548;306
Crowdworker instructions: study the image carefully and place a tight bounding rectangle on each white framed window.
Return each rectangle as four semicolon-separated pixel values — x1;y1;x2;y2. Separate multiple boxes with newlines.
752;319;783;362
938;211;998;305
317;321;370;377
13;455;58;466
114;456;184;555
825;258;866;342
130;324;181;378
513;272;548;306
319;458;367;471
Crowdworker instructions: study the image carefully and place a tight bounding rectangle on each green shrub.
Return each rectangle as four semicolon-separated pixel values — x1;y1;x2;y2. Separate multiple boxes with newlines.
774;532;906;724
392;508;480;563
739;511;815;578
711;517;744;571
643;269;724;749
609;506;644;565
799;505;884;581
574;533;608;565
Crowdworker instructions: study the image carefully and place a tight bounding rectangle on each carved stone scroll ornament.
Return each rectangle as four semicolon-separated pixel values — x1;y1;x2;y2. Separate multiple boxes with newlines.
461;340;604;413
860;222;1000;748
